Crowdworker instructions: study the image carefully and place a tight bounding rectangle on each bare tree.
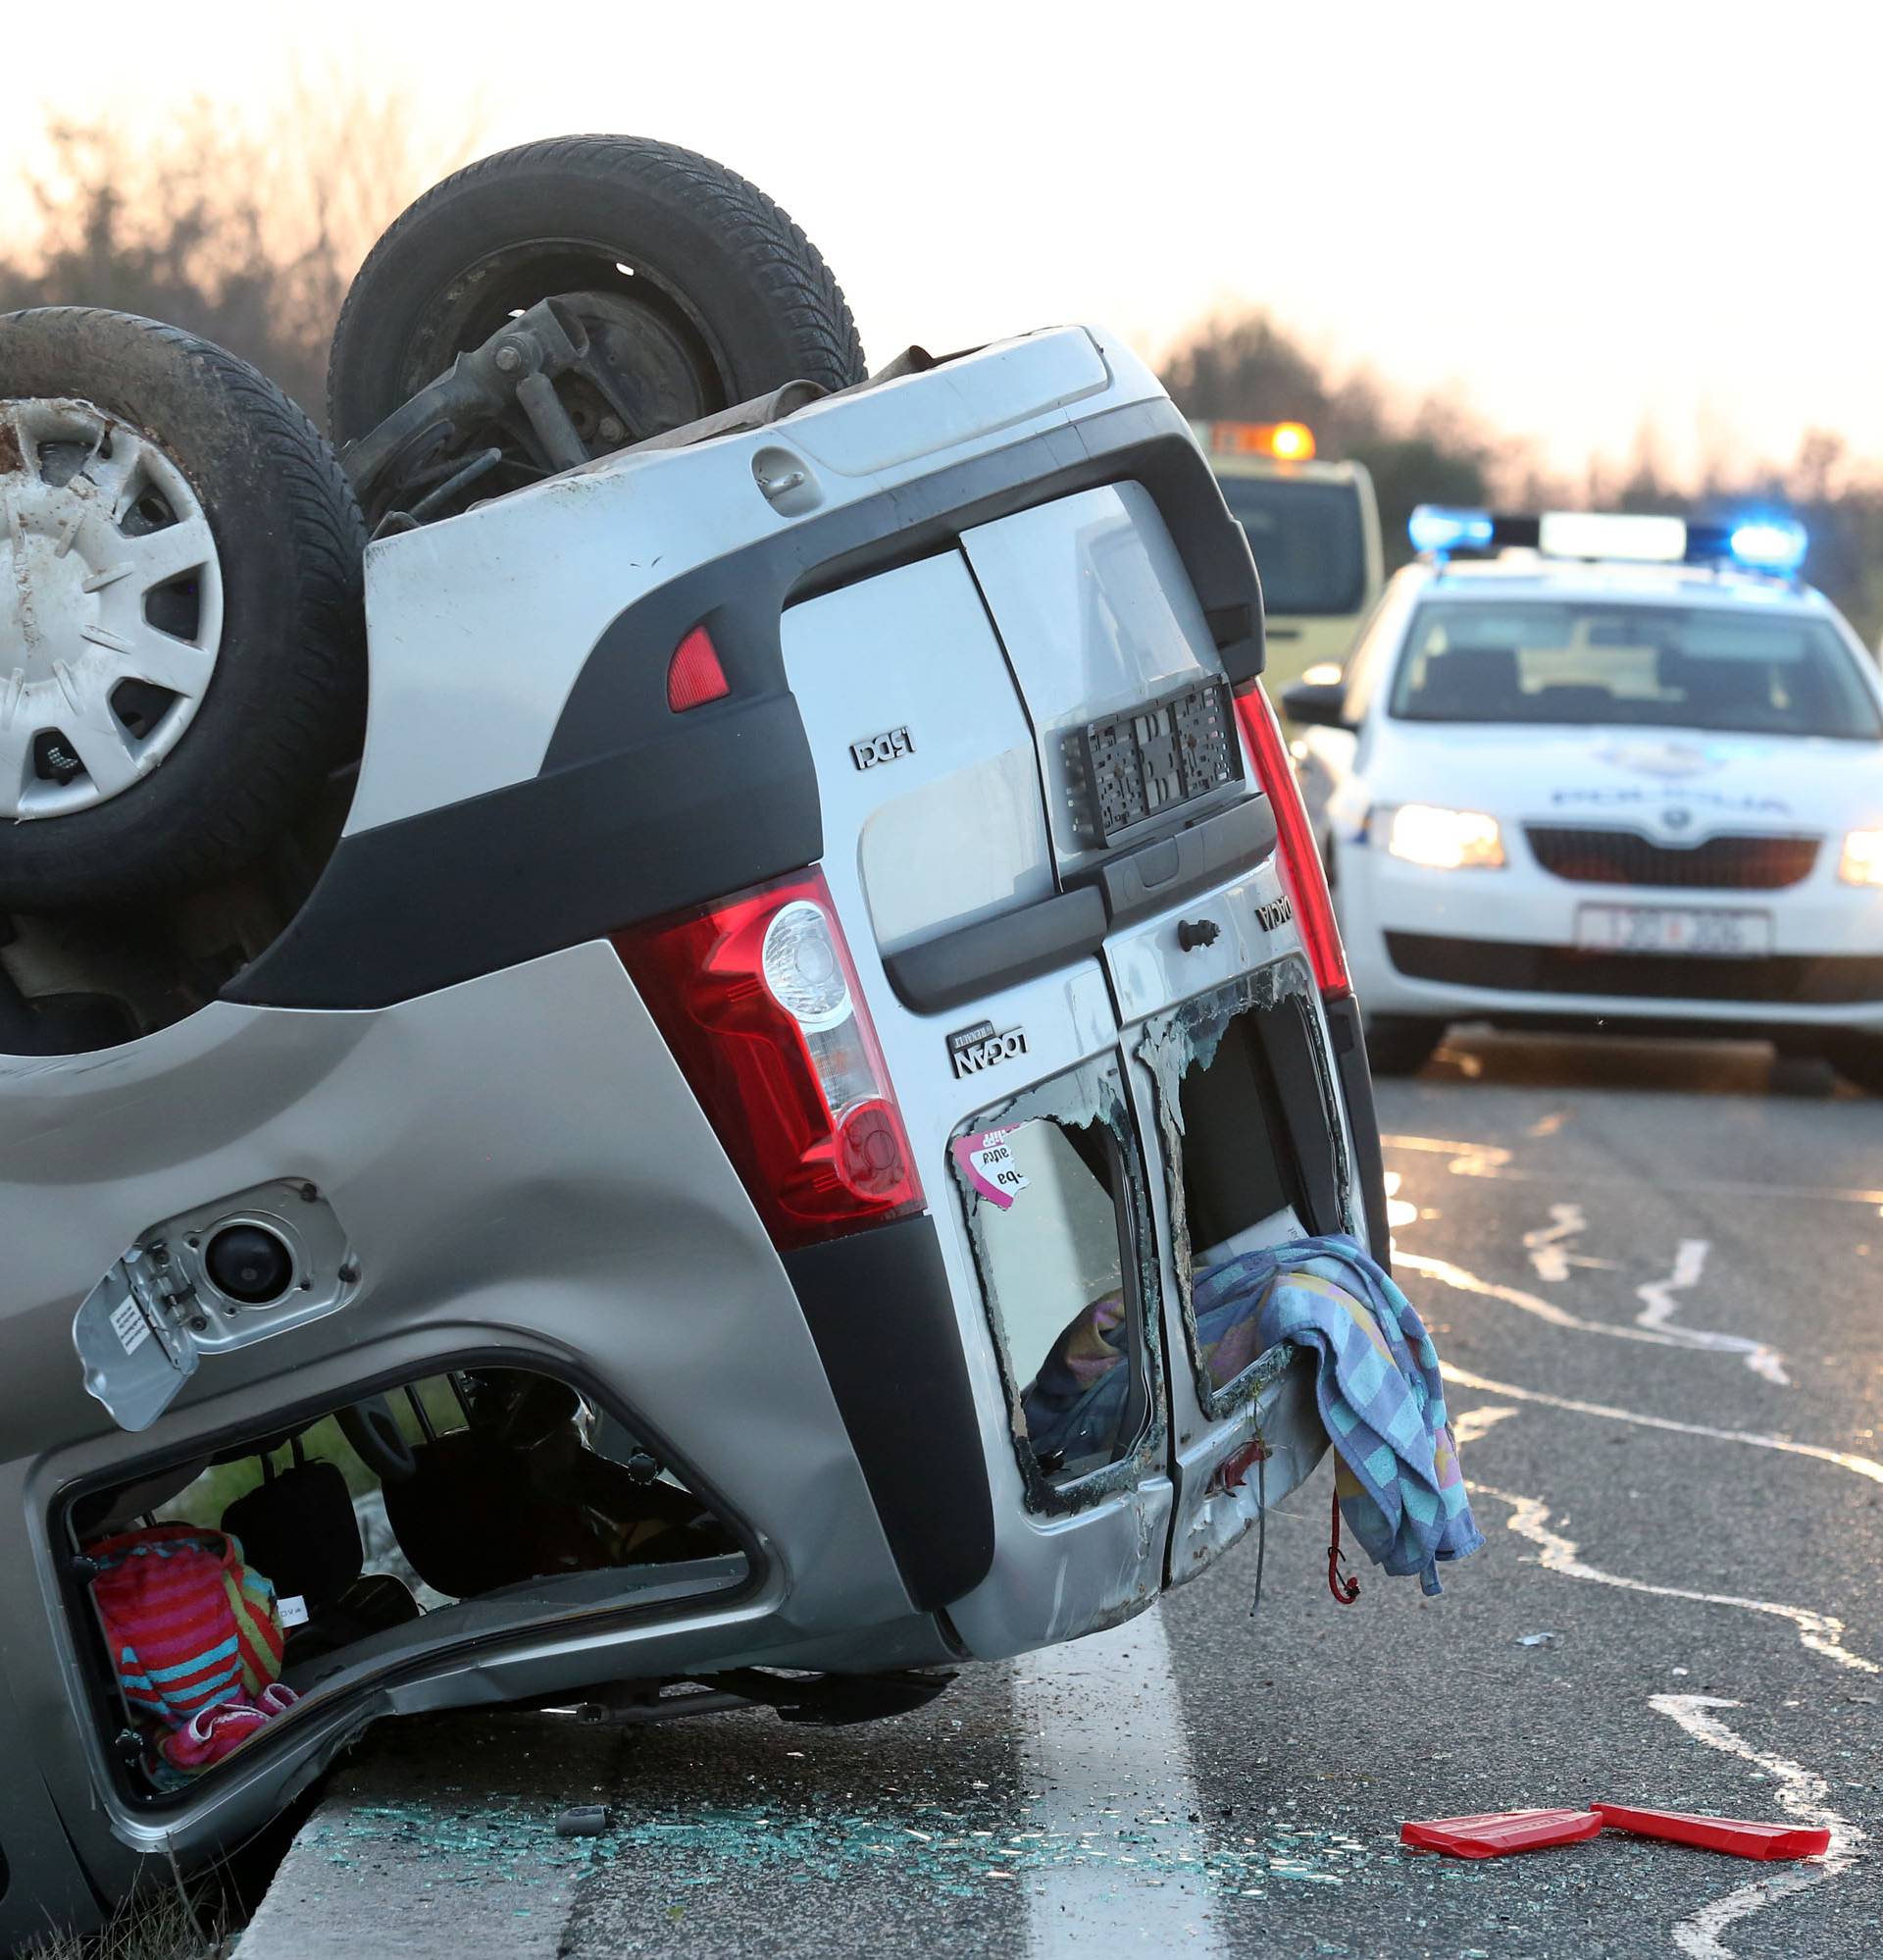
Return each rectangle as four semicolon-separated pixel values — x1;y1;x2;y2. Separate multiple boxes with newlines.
0;84;481;421
1159;309;1495;573
1159;305;1883;645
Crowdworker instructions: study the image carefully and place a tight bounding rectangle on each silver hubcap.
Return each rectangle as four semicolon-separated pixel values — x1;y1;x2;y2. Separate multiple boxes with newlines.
0;397;224;820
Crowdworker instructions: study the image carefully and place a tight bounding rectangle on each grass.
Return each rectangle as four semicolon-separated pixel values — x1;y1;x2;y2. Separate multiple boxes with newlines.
17;1885;230;1960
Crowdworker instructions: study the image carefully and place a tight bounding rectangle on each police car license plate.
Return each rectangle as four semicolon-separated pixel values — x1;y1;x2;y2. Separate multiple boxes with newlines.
1575;904;1773;957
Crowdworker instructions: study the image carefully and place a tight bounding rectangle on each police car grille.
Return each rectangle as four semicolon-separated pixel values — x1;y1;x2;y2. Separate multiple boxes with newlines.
1523;826;1820;890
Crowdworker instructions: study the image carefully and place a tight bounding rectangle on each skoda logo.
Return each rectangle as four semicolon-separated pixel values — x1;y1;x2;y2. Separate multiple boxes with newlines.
1662;806;1693;832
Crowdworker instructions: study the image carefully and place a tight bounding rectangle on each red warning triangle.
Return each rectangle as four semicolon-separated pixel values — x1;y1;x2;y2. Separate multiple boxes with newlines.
1590;1802;1831;1861
1400;1808;1603;1859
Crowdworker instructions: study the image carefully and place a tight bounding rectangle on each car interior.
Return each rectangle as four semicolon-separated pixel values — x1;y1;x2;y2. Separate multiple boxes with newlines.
66;1367;745;1800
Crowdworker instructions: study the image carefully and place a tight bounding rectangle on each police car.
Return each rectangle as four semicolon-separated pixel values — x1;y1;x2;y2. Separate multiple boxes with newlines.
1284;508;1883;1087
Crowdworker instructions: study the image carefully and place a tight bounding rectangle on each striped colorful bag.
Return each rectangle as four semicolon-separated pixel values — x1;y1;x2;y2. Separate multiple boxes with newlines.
86;1522;285;1734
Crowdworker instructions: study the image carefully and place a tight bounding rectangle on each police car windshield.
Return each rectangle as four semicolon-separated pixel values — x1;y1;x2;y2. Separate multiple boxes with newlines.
1390;599;1883;740
1218;478;1365;616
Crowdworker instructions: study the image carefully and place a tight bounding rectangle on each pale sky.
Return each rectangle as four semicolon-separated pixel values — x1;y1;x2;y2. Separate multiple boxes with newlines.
11;1;1882;481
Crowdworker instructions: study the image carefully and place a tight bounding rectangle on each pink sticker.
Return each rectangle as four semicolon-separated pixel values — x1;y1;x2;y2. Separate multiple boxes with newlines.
951;1127;1031;1210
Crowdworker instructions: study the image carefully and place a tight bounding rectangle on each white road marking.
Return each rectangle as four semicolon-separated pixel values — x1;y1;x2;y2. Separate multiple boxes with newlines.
1474;1483;1879;1675
1381;1133;1513;1178
1382;1168;1417;1230
1381;1132;1883;1211
1523;1203;1588;1281
1440;1361;1883;1487
1635;1238;1708;1331
1401;1250;1790;1384
1450;1404;1518;1446
1636;1241;1791;1386
1649;1694;1863;1960
1013;1604;1222;1956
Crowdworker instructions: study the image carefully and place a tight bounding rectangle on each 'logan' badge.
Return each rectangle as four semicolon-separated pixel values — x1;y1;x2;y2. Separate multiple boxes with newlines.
947;1019;1028;1078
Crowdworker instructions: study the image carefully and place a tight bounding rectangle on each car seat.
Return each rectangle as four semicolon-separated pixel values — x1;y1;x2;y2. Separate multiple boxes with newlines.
1696;661;1773;718
1530;684;1617;720
1411;646;1521;718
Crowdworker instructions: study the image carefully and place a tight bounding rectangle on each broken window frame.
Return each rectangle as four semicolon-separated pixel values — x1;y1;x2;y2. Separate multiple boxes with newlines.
946;1054;1164;1515
1134;956;1355;1421
56;1349;758;1814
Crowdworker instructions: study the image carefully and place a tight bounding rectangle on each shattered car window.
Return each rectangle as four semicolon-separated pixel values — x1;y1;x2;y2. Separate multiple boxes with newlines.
1137;961;1352;1409
949;1058;1158;1498
68;1367;743;1799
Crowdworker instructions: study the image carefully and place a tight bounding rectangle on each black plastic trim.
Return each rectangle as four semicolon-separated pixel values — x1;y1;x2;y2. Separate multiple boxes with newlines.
1386;932;1883;1006
782;1216;995;1614
227;695;817;1009
229;390;1262;1010
885;887;1106;1014
1324;994;1391;1271
1083;795;1278;931
884;796;1278;1015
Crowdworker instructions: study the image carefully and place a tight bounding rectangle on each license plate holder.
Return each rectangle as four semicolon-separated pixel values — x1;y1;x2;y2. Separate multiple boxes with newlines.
1574;904;1774;957
1068;679;1242;847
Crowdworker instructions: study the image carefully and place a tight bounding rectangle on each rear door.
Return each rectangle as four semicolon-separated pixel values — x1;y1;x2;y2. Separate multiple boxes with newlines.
783;546;1172;1654
961;489;1348;1587
784;482;1347;1647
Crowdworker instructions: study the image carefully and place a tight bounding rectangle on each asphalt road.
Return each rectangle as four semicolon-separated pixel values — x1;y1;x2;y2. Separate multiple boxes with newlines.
249;1031;1883;1960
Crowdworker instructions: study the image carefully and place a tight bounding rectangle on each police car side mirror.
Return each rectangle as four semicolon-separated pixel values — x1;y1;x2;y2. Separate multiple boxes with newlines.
1280;678;1351;729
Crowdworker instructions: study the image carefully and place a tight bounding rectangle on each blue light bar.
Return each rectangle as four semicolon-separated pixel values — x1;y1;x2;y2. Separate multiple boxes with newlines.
1410;506;1810;576
1408;505;1494;555
1726;517;1807;574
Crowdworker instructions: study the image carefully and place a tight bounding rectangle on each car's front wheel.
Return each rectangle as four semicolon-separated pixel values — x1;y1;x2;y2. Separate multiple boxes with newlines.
1825;1032;1883;1097
1364;1013;1446;1077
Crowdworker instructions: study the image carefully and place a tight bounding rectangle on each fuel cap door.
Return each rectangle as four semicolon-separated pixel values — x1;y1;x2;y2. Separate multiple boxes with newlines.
72;1179;357;1431
73;1245;202;1432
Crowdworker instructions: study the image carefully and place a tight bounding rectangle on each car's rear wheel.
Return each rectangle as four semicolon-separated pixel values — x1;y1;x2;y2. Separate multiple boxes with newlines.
0;308;365;912
326;135;868;465
1364;1013;1446;1076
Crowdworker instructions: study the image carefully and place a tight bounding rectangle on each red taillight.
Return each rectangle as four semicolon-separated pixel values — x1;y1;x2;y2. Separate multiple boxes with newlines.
1233;681;1350;999
666;625;732;711
613;869;924;1249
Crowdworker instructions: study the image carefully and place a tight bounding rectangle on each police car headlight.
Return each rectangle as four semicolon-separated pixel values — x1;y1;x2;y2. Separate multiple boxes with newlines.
1839;830;1883;888
1384;803;1506;870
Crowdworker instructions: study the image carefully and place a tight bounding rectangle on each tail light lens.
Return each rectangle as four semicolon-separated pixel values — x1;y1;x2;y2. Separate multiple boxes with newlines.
666;625;732;711
613;869;924;1250
1233;681;1350;999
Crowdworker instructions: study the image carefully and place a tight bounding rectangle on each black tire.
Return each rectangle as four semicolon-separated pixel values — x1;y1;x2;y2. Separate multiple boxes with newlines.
1824;1033;1883;1097
327;134;867;453
0;308;365;912
1364;1014;1446;1077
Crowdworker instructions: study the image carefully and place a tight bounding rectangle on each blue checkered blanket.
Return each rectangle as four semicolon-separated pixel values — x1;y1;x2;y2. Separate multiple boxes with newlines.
1194;1234;1482;1593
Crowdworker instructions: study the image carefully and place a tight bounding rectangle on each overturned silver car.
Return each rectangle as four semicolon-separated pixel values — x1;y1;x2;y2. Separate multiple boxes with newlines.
0;137;1387;1944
